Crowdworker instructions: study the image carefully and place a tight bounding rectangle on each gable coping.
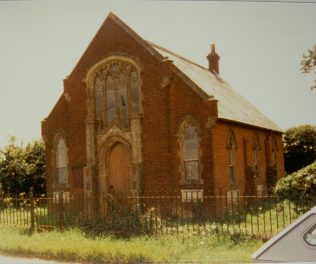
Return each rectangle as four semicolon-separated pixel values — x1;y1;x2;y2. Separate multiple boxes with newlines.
68;12;165;78
63;12;282;133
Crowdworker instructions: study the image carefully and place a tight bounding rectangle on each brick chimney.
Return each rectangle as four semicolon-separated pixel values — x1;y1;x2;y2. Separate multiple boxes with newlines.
207;44;220;74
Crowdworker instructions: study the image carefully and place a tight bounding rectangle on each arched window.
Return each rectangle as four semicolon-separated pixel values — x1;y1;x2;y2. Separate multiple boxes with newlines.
227;130;237;189
180;120;200;182
253;133;260;175
93;60;141;130
54;135;68;186
267;135;278;193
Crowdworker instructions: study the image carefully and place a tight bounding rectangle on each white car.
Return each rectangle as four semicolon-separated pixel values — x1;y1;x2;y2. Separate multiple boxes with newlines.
252;206;316;263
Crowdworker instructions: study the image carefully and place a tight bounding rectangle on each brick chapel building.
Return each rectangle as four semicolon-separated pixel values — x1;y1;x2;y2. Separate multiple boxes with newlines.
42;13;284;213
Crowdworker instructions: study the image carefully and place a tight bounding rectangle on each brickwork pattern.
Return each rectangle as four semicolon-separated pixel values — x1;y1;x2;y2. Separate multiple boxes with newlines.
42;15;285;210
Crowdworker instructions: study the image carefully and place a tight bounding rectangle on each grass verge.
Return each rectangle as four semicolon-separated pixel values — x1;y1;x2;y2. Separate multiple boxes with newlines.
0;226;262;263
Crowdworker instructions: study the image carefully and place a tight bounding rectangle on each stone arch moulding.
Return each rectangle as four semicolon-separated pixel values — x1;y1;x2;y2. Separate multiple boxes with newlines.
252;132;261;150
83;55;143;215
227;128;238;150
83;54;144;135
97;134;135;214
52;129;69;146
84;53;143;98
176;115;201;137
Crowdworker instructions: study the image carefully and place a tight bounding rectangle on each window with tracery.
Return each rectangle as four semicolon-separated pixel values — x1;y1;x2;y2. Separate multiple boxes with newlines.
93;60;141;130
180;121;200;182
227;130;237;189
54;135;68;186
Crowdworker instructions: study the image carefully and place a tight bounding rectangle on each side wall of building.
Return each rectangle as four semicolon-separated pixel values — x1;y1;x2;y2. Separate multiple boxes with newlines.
212;121;285;195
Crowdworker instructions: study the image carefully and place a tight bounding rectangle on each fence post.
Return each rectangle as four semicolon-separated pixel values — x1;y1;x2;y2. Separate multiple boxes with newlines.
59;190;64;231
29;188;35;233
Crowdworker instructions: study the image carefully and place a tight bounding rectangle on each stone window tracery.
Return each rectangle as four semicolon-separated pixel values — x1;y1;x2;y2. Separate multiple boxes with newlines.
93;60;141;130
94;73;104;112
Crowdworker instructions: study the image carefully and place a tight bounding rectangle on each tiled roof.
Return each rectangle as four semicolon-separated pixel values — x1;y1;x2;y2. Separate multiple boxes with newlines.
148;41;282;132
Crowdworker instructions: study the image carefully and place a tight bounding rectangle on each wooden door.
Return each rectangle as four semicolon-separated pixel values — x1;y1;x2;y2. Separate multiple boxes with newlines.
108;143;132;195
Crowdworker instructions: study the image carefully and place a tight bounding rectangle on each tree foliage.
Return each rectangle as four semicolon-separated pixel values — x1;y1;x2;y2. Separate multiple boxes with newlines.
274;160;316;211
301;44;316;90
0;137;46;196
284;124;316;174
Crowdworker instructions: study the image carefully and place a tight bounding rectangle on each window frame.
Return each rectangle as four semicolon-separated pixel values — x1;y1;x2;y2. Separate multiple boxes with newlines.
303;223;316;247
178;117;202;184
253;133;261;175
227;130;237;190
271;135;278;166
53;134;69;188
93;60;142;132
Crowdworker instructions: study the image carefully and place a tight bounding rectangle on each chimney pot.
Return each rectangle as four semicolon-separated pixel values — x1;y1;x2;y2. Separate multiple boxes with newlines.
211;44;216;53
207;43;220;75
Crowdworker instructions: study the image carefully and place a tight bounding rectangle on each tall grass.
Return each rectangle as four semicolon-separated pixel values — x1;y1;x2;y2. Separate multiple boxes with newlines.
1;197;301;263
0;226;262;263
1;196;303;239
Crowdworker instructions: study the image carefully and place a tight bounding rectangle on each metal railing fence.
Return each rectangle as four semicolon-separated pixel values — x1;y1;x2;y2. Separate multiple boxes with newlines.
0;191;309;237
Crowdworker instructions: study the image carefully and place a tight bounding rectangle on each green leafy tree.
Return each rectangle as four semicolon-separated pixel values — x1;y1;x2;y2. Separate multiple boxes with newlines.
274;160;316;211
301;44;316;90
0;137;46;196
284;124;316;174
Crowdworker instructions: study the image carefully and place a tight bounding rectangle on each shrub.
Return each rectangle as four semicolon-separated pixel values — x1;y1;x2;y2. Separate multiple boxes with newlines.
284;124;316;173
274;161;316;211
0;137;46;196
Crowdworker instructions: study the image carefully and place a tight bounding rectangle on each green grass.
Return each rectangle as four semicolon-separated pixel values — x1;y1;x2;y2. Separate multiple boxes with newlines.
214;199;302;236
0;198;304;239
0;226;263;263
0;198;305;263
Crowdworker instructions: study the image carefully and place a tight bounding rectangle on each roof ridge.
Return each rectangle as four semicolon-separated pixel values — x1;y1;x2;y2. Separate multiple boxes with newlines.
68;12;165;78
146;40;209;72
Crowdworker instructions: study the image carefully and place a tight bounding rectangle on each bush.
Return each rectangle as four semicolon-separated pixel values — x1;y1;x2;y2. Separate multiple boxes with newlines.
284;124;316;174
274;161;316;210
0;137;46;196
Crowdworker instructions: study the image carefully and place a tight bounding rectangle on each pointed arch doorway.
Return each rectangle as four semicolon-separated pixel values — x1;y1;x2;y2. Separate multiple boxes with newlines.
98;139;133;215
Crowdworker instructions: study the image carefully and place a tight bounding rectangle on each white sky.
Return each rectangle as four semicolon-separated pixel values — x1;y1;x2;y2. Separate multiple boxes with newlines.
0;0;315;148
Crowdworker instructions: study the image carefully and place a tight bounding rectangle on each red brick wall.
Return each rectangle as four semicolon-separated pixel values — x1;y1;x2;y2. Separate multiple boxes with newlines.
211;121;285;195
42;15;285;199
42;95;71;194
168;75;218;195
43;17;176;195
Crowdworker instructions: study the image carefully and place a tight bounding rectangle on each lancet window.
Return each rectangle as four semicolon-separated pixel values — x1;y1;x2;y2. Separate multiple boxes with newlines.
253;133;260;175
54;135;68;186
180;120;201;182
227;130;237;189
271;135;278;166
